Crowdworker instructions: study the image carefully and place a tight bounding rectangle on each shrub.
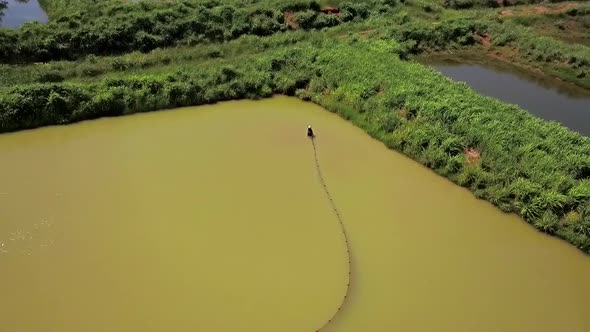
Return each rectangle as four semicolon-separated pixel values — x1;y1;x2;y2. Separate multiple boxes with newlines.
534;211;560;234
0;0;383;63
294;10;318;29
37;71;65;83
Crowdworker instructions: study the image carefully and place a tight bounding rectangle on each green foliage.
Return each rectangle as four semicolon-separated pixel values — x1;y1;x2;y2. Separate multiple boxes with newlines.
493;3;590;48
534;211;559;234
1;37;589;253
443;0;570;9
512;16;540;27
569;180;590;203
314;13;341;28
294;10;319;29
340;1;371;21
384;15;589;89
0;0;390;63
564;210;583;224
390;18;486;55
2;0;587;89
444;0;478;10
37;71;65;83
488;20;590;88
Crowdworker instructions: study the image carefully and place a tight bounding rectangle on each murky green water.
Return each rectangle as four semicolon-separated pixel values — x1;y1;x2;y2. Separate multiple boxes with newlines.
424;58;590;135
1;97;589;331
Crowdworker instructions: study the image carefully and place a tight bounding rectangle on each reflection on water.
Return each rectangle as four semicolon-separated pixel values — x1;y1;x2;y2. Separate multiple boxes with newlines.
425;59;590;135
0;0;48;28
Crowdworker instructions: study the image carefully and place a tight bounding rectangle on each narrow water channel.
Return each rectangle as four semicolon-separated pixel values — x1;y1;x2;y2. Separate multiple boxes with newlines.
425;59;590;135
0;0;47;28
0;97;589;332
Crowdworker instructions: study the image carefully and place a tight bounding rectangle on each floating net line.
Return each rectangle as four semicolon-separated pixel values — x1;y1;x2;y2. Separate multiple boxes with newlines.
310;137;352;332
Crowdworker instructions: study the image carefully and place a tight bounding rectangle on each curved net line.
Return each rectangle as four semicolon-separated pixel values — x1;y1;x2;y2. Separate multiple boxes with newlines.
310;138;352;331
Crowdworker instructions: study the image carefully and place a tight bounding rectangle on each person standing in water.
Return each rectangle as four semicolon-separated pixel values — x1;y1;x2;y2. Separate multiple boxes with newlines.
307;125;315;138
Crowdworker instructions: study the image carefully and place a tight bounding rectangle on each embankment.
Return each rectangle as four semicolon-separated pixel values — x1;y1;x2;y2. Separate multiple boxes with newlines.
1;37;589;253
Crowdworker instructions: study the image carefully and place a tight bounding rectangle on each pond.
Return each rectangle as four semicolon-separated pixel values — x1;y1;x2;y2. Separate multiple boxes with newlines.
1;97;589;332
425;58;590;135
0;0;48;28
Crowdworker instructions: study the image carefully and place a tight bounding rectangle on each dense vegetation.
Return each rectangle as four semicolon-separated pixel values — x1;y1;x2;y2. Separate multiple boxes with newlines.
388;7;590;88
1;33;589;252
444;0;572;9
0;0;394;63
487;20;589;84
504;3;590;46
1;0;588;87
2;5;588;88
0;0;589;252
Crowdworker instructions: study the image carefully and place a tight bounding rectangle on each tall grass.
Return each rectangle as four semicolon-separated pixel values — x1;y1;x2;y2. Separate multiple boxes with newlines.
383;15;590;88
0;0;396;63
444;0;571;10
1;0;587;88
1;37;589;252
504;4;590;47
489;20;590;87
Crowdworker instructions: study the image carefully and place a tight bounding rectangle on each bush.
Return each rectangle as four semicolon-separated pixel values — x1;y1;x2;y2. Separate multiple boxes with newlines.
313;13;341;29
294;10;318;29
0;0;383;63
534;211;560;234
37;71;65;83
391;19;485;53
444;0;476;9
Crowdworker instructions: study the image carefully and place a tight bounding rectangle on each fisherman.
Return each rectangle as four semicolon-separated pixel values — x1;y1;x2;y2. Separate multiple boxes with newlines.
307;125;315;138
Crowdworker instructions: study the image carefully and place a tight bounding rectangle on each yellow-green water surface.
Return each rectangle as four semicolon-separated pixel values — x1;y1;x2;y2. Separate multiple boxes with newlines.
1;96;589;332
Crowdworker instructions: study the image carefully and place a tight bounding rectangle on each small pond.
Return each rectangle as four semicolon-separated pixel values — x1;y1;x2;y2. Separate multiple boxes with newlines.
1;97;590;332
0;0;48;28
425;59;590;135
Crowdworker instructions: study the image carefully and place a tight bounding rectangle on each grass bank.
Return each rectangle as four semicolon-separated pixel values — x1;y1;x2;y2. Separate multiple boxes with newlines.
387;6;590;89
1;36;589;253
487;19;590;88
498;2;590;46
0;0;393;63
1;0;588;88
417;49;590;97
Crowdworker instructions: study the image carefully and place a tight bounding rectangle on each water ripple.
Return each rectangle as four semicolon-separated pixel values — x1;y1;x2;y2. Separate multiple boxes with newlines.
0;218;56;256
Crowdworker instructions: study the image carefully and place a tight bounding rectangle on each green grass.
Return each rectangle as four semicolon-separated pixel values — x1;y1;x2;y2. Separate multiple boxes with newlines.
487;19;590;88
0;0;395;63
1;0;588;87
505;3;590;47
444;0;573;10
1;35;589;252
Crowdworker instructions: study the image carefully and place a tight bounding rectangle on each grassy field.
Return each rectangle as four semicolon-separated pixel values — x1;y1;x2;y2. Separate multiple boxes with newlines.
0;0;589;252
496;2;590;47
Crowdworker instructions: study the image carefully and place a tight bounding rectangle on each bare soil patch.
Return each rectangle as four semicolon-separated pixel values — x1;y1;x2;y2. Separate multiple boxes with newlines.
500;2;580;17
465;147;481;164
284;11;298;29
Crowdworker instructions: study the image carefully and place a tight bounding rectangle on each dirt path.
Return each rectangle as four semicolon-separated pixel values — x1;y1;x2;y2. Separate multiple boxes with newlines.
500;2;580;17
